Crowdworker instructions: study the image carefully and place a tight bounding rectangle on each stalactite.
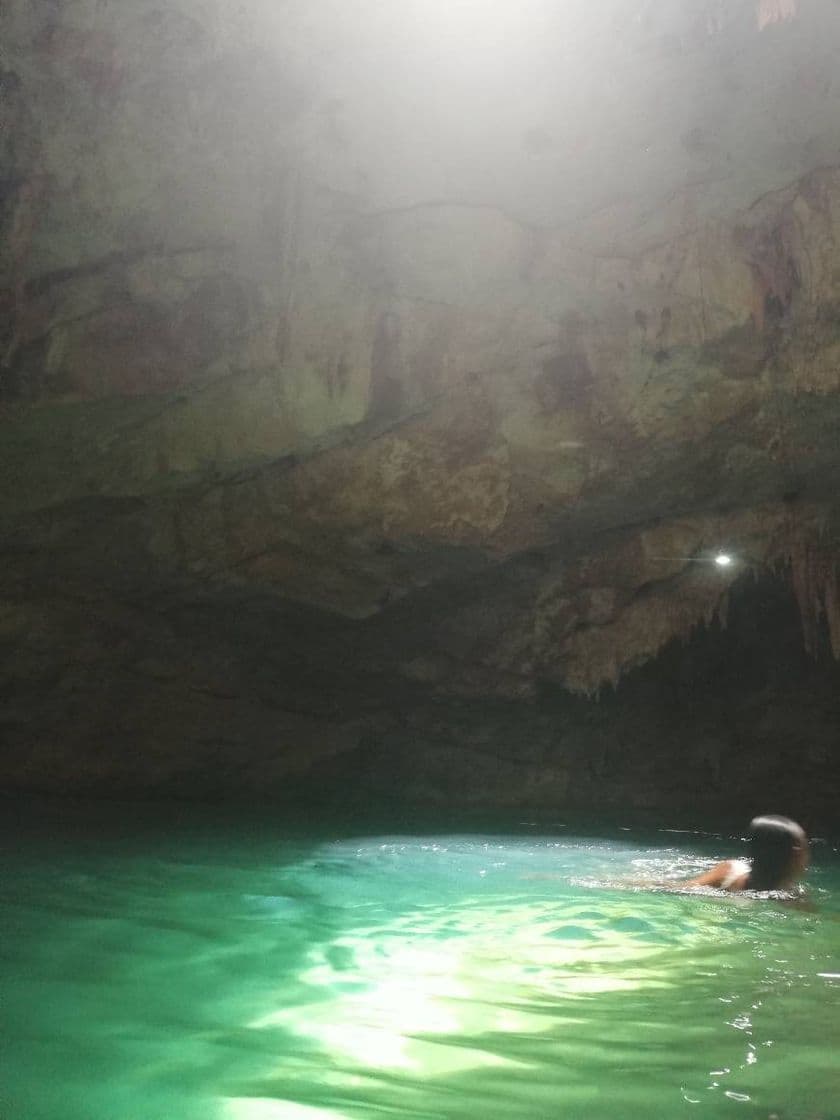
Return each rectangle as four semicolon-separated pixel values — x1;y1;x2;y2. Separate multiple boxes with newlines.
563;572;734;696
595;507;815;694
757;0;797;31
789;541;840;660
716;590;730;631
825;577;840;660
551;506;837;696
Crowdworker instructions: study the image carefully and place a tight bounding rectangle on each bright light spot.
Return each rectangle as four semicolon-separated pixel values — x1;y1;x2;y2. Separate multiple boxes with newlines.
714;553;733;567
249;901;672;1080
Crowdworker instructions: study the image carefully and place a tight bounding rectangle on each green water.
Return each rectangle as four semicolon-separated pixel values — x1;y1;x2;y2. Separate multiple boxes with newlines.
2;805;839;1120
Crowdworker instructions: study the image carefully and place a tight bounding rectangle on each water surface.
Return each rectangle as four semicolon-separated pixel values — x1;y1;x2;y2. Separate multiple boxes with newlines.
2;805;838;1119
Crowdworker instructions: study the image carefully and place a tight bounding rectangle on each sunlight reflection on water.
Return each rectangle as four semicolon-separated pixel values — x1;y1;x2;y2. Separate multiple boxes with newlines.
222;833;839;1119
3;816;838;1120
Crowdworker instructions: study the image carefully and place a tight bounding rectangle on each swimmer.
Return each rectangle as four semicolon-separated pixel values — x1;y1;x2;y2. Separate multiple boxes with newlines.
683;814;809;893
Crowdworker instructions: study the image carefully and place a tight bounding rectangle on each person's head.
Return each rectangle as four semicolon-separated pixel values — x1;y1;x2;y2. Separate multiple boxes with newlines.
747;815;809;891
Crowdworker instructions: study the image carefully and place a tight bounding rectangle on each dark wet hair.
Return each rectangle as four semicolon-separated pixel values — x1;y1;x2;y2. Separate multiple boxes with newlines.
747;815;805;891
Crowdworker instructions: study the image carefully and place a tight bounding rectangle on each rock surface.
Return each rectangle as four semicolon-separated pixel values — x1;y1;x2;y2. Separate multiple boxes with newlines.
2;0;840;814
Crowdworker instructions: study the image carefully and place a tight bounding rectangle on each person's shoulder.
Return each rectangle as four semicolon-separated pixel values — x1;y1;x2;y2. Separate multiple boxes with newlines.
684;857;747;889
721;858;751;889
728;858;750;876
683;859;727;888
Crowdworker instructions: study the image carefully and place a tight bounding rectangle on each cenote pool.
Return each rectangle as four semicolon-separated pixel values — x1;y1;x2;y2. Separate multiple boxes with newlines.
2;804;838;1120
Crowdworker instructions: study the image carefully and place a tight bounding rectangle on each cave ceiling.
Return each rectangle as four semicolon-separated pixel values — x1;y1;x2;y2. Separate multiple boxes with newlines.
2;0;840;795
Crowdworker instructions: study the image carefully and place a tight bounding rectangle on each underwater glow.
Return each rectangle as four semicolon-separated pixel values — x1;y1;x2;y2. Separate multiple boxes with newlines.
714;552;734;567
231;833;837;1117
248;897;672;1078
3;815;838;1120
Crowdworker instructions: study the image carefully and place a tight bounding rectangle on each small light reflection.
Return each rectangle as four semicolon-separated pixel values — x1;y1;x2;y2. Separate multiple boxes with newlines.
714;552;733;567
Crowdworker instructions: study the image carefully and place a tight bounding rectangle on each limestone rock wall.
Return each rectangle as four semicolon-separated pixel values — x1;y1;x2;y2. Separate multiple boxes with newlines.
2;0;840;805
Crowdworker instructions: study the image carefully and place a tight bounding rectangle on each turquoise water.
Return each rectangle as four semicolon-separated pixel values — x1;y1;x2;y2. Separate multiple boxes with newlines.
2;806;839;1120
